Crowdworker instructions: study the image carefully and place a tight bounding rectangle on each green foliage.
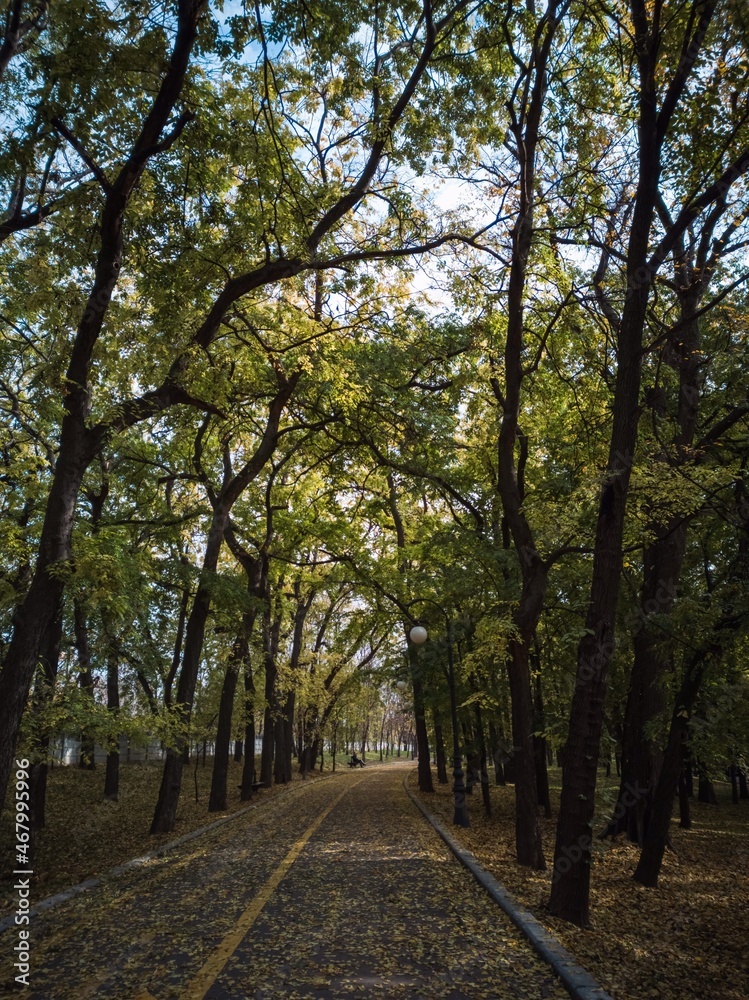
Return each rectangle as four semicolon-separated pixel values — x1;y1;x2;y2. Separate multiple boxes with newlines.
0;0;747;874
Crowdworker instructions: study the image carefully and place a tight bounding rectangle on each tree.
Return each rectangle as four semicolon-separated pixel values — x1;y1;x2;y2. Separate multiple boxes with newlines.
0;0;207;813
0;0;504;814
550;0;749;926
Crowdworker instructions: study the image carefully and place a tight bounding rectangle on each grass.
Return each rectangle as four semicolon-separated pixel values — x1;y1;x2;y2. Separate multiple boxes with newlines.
414;766;749;1000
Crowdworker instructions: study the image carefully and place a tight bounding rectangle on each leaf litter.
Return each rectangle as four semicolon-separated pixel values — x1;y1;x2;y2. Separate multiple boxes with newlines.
414;768;749;1000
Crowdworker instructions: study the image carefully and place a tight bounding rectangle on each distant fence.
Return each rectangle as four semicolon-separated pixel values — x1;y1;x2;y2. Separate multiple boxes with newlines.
51;735;412;765
51;735;264;765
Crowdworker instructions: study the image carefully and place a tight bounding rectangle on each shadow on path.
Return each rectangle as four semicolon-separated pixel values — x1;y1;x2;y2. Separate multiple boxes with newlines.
1;764;568;999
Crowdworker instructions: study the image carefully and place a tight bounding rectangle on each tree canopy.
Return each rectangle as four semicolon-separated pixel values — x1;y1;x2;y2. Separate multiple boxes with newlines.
1;0;748;929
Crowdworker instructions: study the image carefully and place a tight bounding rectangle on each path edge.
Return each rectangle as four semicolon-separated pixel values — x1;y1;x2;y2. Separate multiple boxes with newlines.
0;770;340;935
404;773;614;1000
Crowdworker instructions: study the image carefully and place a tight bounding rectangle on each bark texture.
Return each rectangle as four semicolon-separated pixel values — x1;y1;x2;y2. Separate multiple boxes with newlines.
549;0;722;924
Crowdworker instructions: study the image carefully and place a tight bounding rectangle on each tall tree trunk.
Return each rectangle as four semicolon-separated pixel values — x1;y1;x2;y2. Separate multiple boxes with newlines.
222;539;264;802
550;3;663;925
683;752;694;797
677;762;691;829
0;407;99;813
698;771;718;804
208;637;242;812
488;0;573;873
408;640;434;793
549;341;645;923
489;721;505;785
729;764;740;805
608;283;701;843
74;600;96;770
507;640;544;867
165;579;189;709
473;699;492;818
273;710;286;784
103;648;120;801
299;708;319;776
282;690;295;782
260;602;281;788
533;664;552;818
260;704;275;787
634;648;711;886
433;712;448;784
388;469;433;793
549;0;730;926
29;612;63;833
739;770;749;801
0;0;204;817
151;382;296;834
240;662;256;801
151;506;229;833
331;720;338;771
277;583;312;782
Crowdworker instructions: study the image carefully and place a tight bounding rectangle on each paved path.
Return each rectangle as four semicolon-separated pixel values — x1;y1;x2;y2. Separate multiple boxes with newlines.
1;764;568;999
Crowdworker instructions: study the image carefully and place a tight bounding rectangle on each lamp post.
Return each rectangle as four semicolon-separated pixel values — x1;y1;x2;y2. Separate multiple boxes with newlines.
409;613;469;828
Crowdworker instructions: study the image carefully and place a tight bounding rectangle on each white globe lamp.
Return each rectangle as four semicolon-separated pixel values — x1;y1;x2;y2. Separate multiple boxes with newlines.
409;625;428;645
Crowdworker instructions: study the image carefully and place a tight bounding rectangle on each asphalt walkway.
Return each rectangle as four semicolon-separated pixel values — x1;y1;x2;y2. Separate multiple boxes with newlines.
1;763;568;999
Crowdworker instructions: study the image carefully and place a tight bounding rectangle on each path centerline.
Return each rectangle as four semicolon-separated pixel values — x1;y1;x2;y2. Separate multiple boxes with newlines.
180;777;364;1000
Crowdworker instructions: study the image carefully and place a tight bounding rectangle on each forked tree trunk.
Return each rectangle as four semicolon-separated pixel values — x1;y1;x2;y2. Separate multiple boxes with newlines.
221;545;264;803
550;8;662;925
489;0;573;874
150;381;296;835
608;288;701;844
550;0;733;925
635;488;746;885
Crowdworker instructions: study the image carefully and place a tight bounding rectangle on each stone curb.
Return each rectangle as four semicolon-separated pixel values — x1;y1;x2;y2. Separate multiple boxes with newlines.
0;769;342;936
404;774;614;1000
